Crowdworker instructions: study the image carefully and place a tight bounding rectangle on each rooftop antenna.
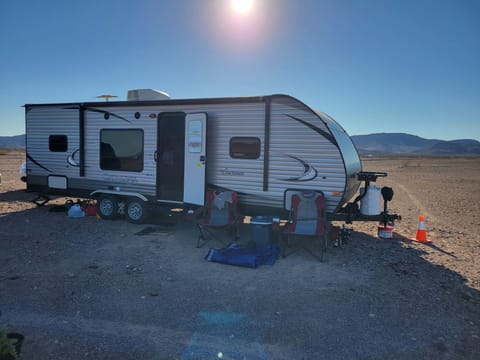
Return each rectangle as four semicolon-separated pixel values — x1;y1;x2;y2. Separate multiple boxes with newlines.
96;94;118;102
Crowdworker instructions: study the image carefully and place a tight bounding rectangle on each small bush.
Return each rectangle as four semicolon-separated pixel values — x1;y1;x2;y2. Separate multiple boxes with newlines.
0;326;20;359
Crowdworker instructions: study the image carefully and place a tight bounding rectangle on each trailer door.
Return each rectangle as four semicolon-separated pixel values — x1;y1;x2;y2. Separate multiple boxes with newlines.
183;113;207;205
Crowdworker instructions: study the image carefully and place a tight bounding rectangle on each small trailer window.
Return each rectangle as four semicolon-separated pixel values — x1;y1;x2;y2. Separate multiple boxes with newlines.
230;137;261;159
100;129;143;172
49;135;68;152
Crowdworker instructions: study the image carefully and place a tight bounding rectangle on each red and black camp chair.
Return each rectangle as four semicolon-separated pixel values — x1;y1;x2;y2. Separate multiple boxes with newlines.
282;189;329;261
197;189;241;248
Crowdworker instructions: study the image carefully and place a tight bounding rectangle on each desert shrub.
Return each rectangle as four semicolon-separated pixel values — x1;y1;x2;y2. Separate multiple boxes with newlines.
0;326;19;359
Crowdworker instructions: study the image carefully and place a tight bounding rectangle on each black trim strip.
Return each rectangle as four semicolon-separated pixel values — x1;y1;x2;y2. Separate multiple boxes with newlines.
285;114;338;147
263;98;271;192
79;106;85;176
84;107;131;123
26;96;267;109
26;153;51;172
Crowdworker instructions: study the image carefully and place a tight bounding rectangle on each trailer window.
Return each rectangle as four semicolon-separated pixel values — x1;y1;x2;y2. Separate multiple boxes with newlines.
100;129;143;172
230;137;261;159
49;135;68;152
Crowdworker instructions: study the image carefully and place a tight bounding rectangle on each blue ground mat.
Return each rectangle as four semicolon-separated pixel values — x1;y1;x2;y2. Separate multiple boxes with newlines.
205;243;280;268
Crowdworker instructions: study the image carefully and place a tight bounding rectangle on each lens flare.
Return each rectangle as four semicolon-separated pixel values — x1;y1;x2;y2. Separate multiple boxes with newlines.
231;0;254;14
199;0;285;56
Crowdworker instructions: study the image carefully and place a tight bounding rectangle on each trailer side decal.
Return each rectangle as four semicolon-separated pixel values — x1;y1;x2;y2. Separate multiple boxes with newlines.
280;155;318;182
285;114;338;147
67;149;80;167
26;153;52;172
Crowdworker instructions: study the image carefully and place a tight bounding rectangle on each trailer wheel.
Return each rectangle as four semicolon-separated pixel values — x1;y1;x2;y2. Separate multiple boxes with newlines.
125;198;148;224
96;195;119;220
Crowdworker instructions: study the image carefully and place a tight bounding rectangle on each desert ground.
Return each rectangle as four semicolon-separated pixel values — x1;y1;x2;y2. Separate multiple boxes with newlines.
1;151;479;359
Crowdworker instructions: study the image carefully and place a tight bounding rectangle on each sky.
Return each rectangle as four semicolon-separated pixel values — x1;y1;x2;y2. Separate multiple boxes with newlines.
0;0;479;140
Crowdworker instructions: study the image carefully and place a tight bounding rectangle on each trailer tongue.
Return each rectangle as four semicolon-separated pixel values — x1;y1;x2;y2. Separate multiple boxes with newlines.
332;171;401;226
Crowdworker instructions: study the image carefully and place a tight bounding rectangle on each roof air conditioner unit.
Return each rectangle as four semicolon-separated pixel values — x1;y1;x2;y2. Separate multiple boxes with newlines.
127;89;170;101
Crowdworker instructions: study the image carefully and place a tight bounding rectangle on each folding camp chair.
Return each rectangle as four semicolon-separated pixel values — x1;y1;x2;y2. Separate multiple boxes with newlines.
197;189;241;248
281;189;329;261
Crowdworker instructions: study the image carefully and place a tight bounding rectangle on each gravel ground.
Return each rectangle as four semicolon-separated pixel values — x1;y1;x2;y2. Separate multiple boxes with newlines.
1;151;479;359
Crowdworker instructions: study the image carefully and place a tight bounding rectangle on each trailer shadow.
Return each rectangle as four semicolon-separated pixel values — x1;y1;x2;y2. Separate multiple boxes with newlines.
1;204;479;359
330;228;469;289
0;189;34;203
305;227;480;358
0;188;183;227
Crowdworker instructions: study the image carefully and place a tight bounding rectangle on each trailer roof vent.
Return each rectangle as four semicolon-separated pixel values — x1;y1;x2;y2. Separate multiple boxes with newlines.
127;89;170;101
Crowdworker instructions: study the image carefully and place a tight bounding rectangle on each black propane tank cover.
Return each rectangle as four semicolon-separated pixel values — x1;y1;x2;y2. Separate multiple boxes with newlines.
381;187;394;202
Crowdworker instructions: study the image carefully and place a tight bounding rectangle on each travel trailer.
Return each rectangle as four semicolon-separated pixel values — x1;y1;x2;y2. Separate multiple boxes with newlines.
24;90;374;223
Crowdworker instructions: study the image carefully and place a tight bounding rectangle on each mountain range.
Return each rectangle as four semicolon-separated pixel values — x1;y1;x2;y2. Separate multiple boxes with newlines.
350;133;480;155
0;134;24;149
1;133;479;155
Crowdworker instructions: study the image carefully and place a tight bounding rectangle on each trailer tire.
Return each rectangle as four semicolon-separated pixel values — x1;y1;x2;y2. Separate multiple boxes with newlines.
96;195;119;220
125;198;148;224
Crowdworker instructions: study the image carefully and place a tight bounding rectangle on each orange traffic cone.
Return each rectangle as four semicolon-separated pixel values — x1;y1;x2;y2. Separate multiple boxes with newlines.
410;215;431;243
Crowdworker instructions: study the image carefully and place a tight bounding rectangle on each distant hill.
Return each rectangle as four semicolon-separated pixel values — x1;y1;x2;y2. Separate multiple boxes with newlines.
422;139;480;155
0;134;25;149
351;133;480;156
1;132;479;155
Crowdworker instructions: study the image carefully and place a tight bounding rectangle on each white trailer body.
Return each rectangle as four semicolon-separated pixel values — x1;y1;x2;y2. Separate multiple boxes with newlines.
25;94;362;216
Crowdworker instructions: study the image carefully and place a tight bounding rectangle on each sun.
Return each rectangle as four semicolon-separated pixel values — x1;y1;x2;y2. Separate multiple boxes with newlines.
231;0;254;14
